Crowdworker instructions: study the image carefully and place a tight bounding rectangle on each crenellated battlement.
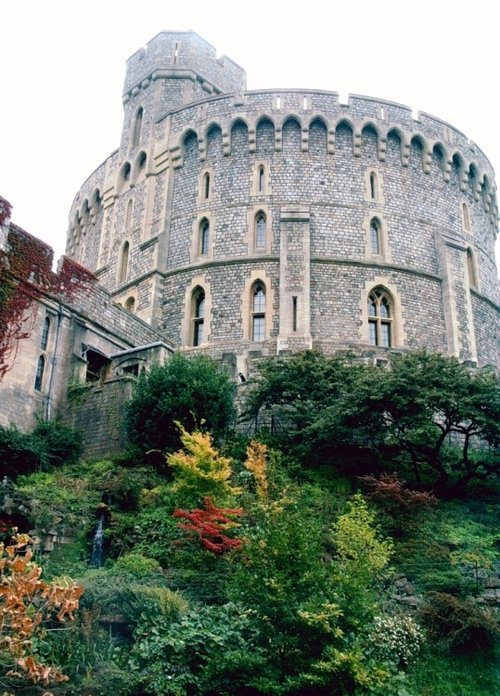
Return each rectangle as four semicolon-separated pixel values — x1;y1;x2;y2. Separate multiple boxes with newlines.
66;31;499;372
123;31;246;101
162;89;497;205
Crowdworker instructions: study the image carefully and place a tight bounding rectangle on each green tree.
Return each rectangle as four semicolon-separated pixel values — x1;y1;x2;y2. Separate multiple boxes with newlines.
329;493;393;627
227;486;397;695
126;352;236;455
167;426;241;506
248;350;500;494
373;351;499;494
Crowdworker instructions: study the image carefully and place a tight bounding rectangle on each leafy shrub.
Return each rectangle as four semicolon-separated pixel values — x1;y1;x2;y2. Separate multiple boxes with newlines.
81;569;185;626
82;661;142;696
0;534;83;687
126;352;236;455
111;552;162;577
330;493;393;626
367;614;425;667
0;424;40;478
16;470;98;531
419;592;499;652
167;427;241;507
0;420;81;478
129;505;182;567
130;602;262;696
417;567;476;596
32;419;82;468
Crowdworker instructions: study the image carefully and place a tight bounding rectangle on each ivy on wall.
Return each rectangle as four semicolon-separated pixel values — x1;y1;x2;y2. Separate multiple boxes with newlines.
0;197;95;381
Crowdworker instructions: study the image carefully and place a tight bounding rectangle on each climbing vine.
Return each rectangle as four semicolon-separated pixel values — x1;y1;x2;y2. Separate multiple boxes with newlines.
0;198;95;381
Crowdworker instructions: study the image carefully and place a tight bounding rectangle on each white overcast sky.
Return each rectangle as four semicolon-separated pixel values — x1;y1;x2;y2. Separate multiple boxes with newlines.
1;0;499;267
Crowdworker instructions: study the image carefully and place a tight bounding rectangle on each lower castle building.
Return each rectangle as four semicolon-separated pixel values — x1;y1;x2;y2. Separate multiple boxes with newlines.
1;30;499;454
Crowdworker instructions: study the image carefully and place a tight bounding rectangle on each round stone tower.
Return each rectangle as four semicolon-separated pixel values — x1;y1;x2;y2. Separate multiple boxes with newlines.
67;31;499;374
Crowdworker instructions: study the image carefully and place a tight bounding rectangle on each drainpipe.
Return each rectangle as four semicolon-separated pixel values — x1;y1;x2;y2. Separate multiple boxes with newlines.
45;304;63;421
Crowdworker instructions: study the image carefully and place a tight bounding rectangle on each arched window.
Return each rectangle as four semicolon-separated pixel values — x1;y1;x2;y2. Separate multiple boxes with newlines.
466;247;478;289
251;283;266;341
368;287;393;347
119;241;130;283
138;152;147;170
132;107;143;147
255;212;266;249
34;355;45;392
126;200;133;229
41;316;50;351
370;172;377;200
199;219;210;256
462;202;471;231
122;162;131;182
125;296;135;313
192;288;206;346
203;172;210;199
258;165;265;192
370;218;381;255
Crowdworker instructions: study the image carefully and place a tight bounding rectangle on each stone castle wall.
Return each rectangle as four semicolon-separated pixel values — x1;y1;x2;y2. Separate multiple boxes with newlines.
60;378;134;459
66;32;499;373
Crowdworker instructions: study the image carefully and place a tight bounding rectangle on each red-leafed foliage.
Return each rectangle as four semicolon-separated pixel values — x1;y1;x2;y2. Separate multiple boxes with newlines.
0;209;95;381
359;473;437;513
173;496;243;554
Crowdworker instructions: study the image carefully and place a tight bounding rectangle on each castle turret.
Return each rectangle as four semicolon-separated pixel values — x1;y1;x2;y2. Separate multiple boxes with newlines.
120;31;247;154
67;32;499;370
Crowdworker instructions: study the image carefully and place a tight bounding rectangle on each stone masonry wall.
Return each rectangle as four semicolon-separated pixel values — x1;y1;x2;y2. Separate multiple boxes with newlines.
60;378;134;459
66;33;499;372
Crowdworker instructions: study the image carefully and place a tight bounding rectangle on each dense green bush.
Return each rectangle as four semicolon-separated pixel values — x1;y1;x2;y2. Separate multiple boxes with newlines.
0;419;81;478
419;592;499;652
32;419;82;468
126;352;236;456
0;424;41;477
247;350;500;494
130;602;263;696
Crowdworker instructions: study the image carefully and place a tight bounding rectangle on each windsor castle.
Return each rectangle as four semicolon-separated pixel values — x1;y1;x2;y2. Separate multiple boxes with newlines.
1;31;498;455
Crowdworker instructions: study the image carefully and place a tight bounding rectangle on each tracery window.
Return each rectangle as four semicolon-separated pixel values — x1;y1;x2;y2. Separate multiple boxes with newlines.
34;355;45;392
368;287;393;347
199;219;210;256
192;288;206;346
255;212;266;249
251;282;266;342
